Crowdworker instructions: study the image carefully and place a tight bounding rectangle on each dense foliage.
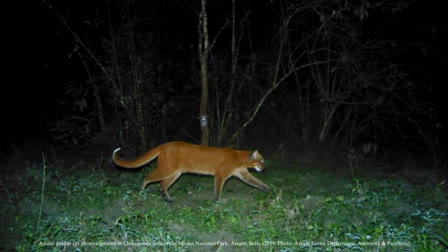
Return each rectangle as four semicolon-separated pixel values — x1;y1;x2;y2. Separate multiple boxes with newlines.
43;0;443;167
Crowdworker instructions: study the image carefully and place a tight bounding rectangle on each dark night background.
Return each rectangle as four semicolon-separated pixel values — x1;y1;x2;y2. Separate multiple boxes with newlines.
1;1;448;250
3;0;447;170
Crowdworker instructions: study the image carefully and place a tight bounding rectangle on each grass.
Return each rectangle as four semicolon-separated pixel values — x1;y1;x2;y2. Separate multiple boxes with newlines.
0;153;447;251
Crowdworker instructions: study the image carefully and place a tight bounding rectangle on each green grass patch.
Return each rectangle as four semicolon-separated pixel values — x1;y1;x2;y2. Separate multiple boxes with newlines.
1;156;447;251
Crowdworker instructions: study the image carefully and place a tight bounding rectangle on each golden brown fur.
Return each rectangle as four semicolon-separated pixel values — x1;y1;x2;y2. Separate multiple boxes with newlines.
112;141;270;202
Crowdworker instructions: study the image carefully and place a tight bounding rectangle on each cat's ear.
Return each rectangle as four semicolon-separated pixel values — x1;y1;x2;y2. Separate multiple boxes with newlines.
250;150;260;160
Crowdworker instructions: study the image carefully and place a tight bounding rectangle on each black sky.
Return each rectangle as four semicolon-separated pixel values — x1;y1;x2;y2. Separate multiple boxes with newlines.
3;0;447;152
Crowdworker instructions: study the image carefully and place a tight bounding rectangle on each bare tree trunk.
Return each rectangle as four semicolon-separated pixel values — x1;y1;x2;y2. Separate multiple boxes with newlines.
198;0;210;145
129;20;146;149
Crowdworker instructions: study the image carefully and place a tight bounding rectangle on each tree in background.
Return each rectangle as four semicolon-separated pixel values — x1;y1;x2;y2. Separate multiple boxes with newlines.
198;0;210;146
44;0;443;168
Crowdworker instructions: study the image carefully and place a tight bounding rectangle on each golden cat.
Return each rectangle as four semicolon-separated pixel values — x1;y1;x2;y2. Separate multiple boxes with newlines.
112;141;271;202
